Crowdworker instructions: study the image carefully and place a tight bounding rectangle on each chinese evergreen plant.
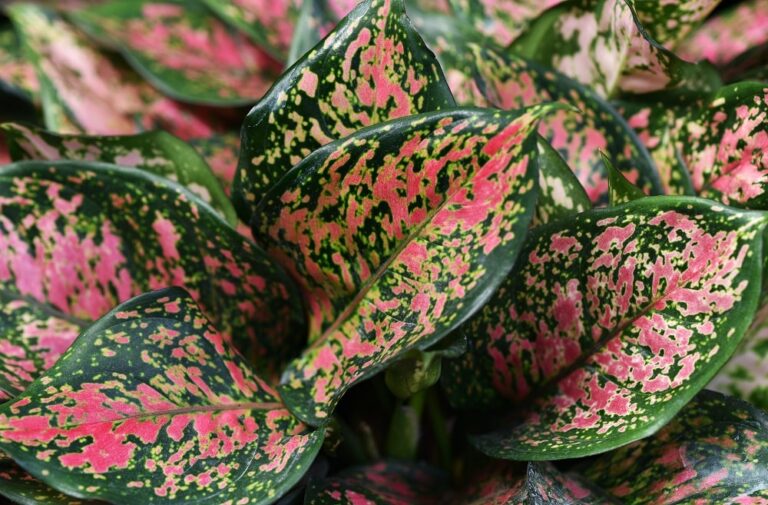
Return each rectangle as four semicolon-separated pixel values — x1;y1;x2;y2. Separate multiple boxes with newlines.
0;0;768;503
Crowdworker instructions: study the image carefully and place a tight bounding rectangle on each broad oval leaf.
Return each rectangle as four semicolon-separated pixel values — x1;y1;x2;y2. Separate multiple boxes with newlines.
582;390;768;503
0;288;324;504
255;107;550;425
511;0;721;98
534;137;591;227
442;197;766;458
1;122;237;225
7;4;232;139
679;0;768;66
233;0;455;221
0;160;303;399
469;43;661;204
69;0;282;106
677;82;768;209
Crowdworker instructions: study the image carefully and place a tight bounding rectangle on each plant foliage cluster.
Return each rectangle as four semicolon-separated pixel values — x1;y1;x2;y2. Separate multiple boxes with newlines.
0;0;768;503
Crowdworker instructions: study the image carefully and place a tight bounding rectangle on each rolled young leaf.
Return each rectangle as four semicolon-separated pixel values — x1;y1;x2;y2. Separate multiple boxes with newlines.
233;0;455;221
442;197;767;458
0;160;304;399
582;390;768;502
0;288;324;504
255;106;553;425
1;122;237;225
69;0;282;106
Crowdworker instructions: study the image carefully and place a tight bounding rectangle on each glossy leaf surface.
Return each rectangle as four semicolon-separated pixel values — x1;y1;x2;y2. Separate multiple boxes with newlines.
470;43;661;203
677;83;768;209
0;288;323;504
1;122;237;225
0;160;303;399
534;137;591;227
605;154;644;205
256;107;549;425
512;0;721;98
234;0;455;221
442;197;766;458
0;454;101;504
70;1;282;106
583;390;768;503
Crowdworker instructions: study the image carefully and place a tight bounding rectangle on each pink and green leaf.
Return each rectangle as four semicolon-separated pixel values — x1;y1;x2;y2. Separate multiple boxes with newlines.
0;26;39;102
188;131;241;194
233;0;455;222
0;288;323;504
0;160;304;399
632;0;720;49
581;390;768;502
255;107;551;425
1;122;237;225
511;0;721;98
449;0;565;46
677;83;768;209
534;137;591;227
69;0;282;106
442;197;766;458
469;43;662;203
679;0;768;66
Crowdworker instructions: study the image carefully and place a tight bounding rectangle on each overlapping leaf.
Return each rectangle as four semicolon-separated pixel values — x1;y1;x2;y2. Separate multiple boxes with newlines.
446;0;563;46
0;454;101;504
255;107;550;425
534;137;591;226
7;4;231;139
605;154;644;205
233;0;455;221
0;160;303;400
305;460;613;504
0;288;323;504
633;0;720;49
69;0;282;106
469;43;661;203
188;131;241;193
679;0;768;66
512;0;721;98
677;82;768;209
1;122;237;224
582;390;768;502
443;197;766;458
0;26;39;102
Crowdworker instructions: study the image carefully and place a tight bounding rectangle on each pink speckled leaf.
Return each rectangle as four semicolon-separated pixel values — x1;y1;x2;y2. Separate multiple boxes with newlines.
1;122;237;225
233;0;455;222
512;0;721;98
256;106;553;425
442;196;766;458
677;82;768;209
7;4;232;139
679;0;768;66
633;0;720;48
0;288;324;504
189;132;241;194
69;1;282;106
0;160;304;400
582;390;768;503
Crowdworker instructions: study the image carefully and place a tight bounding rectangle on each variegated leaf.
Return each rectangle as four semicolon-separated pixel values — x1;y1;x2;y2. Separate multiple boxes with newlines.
0;288;324;504
0;26;39;102
188;131;241;193
233;0;455;221
1;122;237;225
442;197;766;458
448;0;563;46
534;137;591;227
633;0;720;49
0;454;101;504
512;0;721;98
255;107;549;425
679;0;768;66
605;153;644;205
469;43;661;203
69;0;282;106
0;160;303;400
305;460;613;504
7;4;232;139
677;82;768;209
582;390;768;503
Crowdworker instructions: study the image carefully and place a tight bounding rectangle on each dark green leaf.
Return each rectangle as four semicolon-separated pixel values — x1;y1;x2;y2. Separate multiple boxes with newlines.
0;160;303;400
534;137;591;226
441;197;766;458
582;390;768;503
0;454;102;504
605;153;645;205
233;0;455;221
0;288;323;504
1;122;237;225
255;106;551;425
